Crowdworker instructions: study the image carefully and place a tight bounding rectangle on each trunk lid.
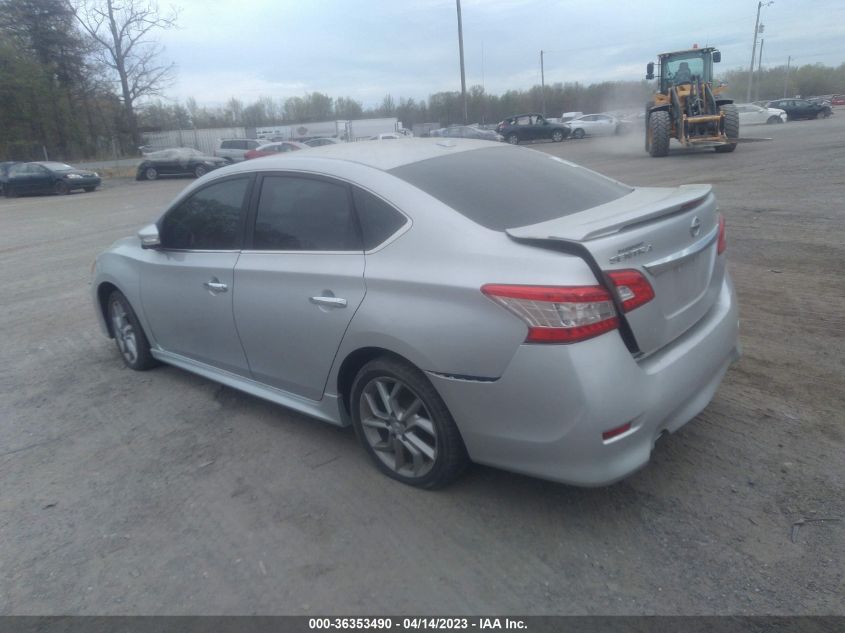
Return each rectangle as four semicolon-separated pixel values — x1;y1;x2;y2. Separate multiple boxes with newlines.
507;184;725;356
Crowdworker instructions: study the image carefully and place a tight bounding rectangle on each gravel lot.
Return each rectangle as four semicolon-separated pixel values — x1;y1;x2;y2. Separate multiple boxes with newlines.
1;115;843;615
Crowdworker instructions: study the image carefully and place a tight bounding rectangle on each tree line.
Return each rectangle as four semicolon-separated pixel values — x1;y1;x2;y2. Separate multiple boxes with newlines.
0;0;175;161
2;0;843;161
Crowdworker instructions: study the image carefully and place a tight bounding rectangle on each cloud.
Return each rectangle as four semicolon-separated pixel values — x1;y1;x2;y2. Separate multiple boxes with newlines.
157;0;844;107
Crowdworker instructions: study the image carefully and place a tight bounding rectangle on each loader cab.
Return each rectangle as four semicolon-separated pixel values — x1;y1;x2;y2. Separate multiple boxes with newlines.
648;48;720;94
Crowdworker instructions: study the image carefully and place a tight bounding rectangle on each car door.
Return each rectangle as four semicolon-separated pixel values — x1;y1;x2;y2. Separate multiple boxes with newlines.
7;164;32;193
593;115;615;136
530;115;547;140
153;150;178;175
30;165;55;193
233;173;366;400
513;115;531;140
576;115;596;135
138;175;253;375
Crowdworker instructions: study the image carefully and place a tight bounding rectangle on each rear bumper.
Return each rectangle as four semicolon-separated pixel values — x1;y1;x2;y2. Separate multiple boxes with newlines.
429;273;740;486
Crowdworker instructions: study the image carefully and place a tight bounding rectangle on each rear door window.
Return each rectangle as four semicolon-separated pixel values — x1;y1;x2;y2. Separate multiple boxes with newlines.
251;176;362;251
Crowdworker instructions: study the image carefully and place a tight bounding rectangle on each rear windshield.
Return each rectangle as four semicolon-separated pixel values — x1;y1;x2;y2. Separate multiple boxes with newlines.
389;146;632;230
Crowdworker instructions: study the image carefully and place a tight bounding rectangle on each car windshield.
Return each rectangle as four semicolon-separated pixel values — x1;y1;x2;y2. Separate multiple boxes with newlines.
390;146;632;231
40;162;75;171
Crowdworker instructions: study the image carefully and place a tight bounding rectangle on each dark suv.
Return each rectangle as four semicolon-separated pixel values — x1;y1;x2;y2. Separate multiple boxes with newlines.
766;99;832;121
496;113;571;144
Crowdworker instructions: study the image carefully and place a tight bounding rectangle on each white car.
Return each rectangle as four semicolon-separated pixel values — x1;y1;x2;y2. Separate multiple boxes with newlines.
566;114;620;139
735;103;787;125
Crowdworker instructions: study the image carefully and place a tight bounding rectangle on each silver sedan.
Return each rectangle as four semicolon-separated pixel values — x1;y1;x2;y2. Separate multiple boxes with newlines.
93;139;740;488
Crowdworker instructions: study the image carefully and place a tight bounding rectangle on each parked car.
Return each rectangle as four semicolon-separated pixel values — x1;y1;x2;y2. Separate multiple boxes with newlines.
807;97;832;108
766;99;832;120
566;114;622;139
429;125;503;141
4;161;100;197
244;141;309;160
92;139;739;489
0;161;21;195
495;113;571;144
213;138;263;163
831;95;845;106
305;138;343;147
136;148;226;181
735;103;787;125
368;133;407;140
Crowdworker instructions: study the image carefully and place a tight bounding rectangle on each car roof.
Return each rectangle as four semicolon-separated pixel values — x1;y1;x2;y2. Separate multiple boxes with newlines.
217;138;505;173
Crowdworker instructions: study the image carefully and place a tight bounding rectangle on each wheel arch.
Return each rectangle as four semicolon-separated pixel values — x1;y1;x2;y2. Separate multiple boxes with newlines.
96;281;122;338
335;346;416;421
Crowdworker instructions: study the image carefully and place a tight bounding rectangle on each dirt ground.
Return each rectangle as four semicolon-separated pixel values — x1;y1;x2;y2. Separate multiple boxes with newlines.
0;114;842;615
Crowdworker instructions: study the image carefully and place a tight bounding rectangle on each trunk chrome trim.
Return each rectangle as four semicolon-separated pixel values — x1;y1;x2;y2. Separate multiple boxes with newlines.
643;224;718;275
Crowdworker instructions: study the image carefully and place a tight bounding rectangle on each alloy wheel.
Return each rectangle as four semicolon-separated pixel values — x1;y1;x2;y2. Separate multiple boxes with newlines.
109;299;138;365
358;377;438;478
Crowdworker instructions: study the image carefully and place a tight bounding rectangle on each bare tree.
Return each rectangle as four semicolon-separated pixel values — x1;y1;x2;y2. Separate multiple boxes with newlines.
70;0;177;148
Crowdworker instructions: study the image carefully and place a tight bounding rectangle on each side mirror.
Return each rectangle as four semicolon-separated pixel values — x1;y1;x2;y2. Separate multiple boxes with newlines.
138;223;161;249
713;51;721;63
646;62;655;80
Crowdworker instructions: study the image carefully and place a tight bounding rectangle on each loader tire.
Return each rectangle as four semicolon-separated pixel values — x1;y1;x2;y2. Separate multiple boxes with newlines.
647;111;671;157
715;105;739;153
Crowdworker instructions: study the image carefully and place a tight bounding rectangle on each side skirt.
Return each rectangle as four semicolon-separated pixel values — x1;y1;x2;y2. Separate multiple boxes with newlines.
151;349;347;426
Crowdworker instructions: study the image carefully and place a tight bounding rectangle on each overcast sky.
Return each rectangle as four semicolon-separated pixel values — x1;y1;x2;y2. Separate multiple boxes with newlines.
158;0;845;108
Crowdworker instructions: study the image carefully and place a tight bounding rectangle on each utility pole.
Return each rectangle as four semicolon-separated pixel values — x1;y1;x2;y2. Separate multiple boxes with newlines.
755;38;765;101
747;1;772;102
783;55;791;97
540;50;546;117
456;0;468;124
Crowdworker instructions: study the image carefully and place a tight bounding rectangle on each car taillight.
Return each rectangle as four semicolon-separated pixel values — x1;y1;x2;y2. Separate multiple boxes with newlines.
605;270;655;312
481;284;619;344
717;213;726;254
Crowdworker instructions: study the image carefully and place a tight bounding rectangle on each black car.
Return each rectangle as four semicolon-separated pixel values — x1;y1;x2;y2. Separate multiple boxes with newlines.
766;99;832;121
0;161;21;195
495;113;571;144
3;161;100;197
136;148;226;181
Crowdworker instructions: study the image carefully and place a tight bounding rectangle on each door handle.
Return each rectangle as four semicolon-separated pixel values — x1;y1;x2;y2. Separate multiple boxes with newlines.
309;295;347;308
203;279;228;294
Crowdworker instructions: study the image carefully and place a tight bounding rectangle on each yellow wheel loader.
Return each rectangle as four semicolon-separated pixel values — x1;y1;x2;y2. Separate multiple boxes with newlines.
644;46;738;157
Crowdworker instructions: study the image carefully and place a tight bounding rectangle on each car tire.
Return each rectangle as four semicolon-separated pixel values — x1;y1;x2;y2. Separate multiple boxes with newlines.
144;167;158;180
106;290;158;371
194;164;208;178
572;128;585;139
767;116;782;124
83;186;96;192
551;130;564;142
715;104;739;153
350;357;469;489
506;134;519;145
54;181;70;195
647;111;671;157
